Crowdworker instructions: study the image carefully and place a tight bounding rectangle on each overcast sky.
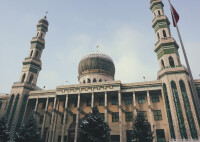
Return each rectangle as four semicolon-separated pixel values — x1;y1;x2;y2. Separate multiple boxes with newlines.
0;0;199;93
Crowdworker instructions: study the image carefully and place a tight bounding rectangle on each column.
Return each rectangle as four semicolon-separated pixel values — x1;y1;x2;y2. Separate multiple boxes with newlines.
41;97;49;138
91;91;94;111
104;91;108;122
147;90;153;132
118;91;123;142
48;96;57;142
133;91;137;117
74;93;81;142
61;94;69;142
33;97;39;118
51;98;59;142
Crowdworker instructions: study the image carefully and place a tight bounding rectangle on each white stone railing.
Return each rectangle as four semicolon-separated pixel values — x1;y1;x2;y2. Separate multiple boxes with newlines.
170;139;200;142
158;64;186;73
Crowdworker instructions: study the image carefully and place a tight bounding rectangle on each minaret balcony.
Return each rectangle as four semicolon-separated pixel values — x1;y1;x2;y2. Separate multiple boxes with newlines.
12;81;36;89
23;57;42;68
157;65;189;79
152;15;169;27
154;37;178;52
31;37;45;44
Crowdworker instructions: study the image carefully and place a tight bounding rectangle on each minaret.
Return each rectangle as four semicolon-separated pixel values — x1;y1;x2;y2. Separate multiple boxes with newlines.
6;16;49;139
150;0;200;140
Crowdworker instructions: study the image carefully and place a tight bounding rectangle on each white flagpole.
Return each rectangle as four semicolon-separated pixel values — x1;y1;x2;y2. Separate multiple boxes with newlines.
168;0;200;118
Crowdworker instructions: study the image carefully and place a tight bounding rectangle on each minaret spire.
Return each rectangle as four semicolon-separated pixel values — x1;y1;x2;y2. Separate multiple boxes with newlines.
150;0;199;140
7;17;49;139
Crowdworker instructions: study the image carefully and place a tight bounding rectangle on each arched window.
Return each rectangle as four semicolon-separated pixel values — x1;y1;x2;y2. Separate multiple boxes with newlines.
163;84;175;139
21;73;26;83
87;78;91;83
35;51;39;58
171;81;188;139
41;33;43;38
158;10;161;16
29;74;34;84
93;78;96;83
163;29;167;38
169;56;175;67
83;80;85;83
179;80;198;139
99;79;102;82
30;50;33;57
161;59;165;67
157;33;160;40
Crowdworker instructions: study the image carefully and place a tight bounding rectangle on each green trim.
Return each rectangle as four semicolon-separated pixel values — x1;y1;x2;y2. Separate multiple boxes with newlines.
163;84;176;139
16;94;28;130
153;19;170;30
157;48;175;59
155;42;179;53
37;25;48;32
179;80;198;139
23;62;41;69
31;40;44;47
171;81;188;139
29;67;38;74
9;95;19;128
150;1;164;11
6;95;14;118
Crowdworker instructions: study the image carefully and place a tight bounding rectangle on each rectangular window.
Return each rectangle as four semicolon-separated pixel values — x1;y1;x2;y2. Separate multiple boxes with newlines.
39;115;44;124
138;96;145;104
61;115;64;124
87;98;91;106
64;136;67;141
100;113;105;121
125;112;133;122
138;111;147;120
126;130;133;142
73;114;76;122
42;101;46;109
125;96;132;105
0;102;2;109
156;129;166;142
65;114;68;124
154;110;162;121
112;97;118;105
111;135;120;142
74;100;77;107
112;112;119;122
57;135;61;142
99;98;104;106
152;95;160;103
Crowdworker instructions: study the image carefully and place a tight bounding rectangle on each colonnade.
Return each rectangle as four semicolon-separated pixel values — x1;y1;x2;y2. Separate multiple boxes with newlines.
32;90;154;142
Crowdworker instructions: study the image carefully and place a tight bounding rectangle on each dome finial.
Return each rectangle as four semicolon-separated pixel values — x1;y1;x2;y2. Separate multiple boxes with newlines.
44;11;48;19
96;45;99;52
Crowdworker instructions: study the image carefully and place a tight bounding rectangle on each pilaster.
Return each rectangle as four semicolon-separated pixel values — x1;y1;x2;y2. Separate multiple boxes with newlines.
74;93;81;142
61;94;69;142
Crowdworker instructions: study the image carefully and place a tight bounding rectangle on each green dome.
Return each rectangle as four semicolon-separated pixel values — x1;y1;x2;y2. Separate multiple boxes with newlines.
78;53;115;78
39;16;49;26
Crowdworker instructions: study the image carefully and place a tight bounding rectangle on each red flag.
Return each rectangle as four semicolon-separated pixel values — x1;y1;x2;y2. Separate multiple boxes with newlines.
171;4;179;27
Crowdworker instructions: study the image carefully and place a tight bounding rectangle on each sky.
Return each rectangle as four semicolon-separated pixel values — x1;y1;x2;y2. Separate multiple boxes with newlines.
0;0;199;94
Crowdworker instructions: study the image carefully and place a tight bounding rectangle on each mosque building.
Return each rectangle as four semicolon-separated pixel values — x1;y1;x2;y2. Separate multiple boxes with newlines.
0;0;200;142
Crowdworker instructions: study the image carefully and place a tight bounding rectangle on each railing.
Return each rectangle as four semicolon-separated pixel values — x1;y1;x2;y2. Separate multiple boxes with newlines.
170;139;200;142
13;81;36;86
152;14;165;23
158;64;186;73
155;37;174;47
24;57;41;62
